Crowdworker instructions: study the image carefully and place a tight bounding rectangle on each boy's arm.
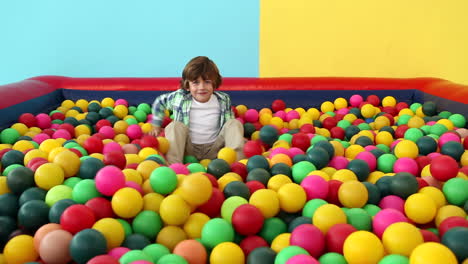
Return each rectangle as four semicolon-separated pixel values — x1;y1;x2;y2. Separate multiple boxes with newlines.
149;92;173;136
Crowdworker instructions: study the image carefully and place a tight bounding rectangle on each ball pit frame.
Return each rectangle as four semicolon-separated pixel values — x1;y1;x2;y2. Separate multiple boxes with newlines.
0;76;467;128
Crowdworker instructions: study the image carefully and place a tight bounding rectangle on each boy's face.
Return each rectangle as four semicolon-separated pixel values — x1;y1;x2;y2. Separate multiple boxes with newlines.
188;76;214;103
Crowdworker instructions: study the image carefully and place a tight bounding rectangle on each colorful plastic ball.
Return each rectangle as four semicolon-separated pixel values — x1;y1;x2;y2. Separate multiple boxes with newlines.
243;140;264;158
379;195;405;213
372;208;408;238
69;229;108;264
93;165;126;196
3;234;38;264
209;242;244;264
172;239;207;264
231;204;264;236
392;157;418;176
38;229;73;264
18;113;37;127
277;183;306;213
149;166;177;195
17;200;50;232
438;216;468;238
289;224;324;257
272;99;286;112
207;158;231;178
286;254;319;264
313;204;347;233
409;242;458;264
441;227;468;263
248;188;279;218
343;231;384;264
338;180;368;208
182;212;209;239
247;246;277;264
394;140;419;159
419;186;447;209
345;208;372;231
111;187;143;218
404;193;436;224
60;204;96;234
53;150;80;178
349;95;363;107
32;223;62;253
390;172;419;199
441;141;465;161
132;210;163;242
92;217;125;250
325;223;357;254
201;218;235;249
442;178;468;207
382;222;424;256
300;175;328;200
275;245;310;264
430;155;459;181
6;166;35;194
122;233;151;250
178;173;212;206
159;194;190;225
87;255;119;264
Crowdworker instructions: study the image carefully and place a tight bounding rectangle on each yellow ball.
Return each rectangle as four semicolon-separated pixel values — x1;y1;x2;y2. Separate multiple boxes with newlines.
435;204;467;227
75;99;89;112
111;187;143;218
92;218;125;250
375;131;394;146
409;242;458;264
218;174;241;192
0;176;11;195
184;212;210;239
367;171;385;184
361;104;376;118
178;173;213;206
259;113;273;126
267;174;293;191
345;144;365;159
270;117;284;129
398;108;414;116
61;99;75;109
404;193;437;224
138;147;159;159
320;101;335;113
317;168;333;180
329;141;345;157
407;116;425;128
394;140;419;159
156;226;187;252
3;235;38;264
307;108;320;120
24;149;48;166
113;105;129;119
11;123;28;136
39;139;62;154
65;109;80;118
338;180;368;208
136;160;160;181
374;116;391;130
157;136;170;154
74;124;92;137
271;233;291;253
343;231;385;264
419;186;447;209
123;169;143;185
210;242;245;264
34;163;65;190
143;192;164;213
235;105;248;116
343;113;358;123
461;150;468;166
332;169;358;182
101;97;115;108
436;119;454;131
382;222;424;256
52;150;80;178
113;120;129;135
114;134;130;144
218;147;237;165
382;96;397;107
334;97;348;110
249;189;280;218
313;204;347;233
159;194;191;225
277;183;306;213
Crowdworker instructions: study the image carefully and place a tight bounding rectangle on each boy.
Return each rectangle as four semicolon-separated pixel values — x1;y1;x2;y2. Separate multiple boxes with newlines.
149;56;245;164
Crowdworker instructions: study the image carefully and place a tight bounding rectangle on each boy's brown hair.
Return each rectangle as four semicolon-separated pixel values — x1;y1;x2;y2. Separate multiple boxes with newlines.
180;56;222;90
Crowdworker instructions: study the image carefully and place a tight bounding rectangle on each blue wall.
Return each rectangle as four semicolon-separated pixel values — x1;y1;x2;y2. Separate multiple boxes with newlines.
0;1;259;85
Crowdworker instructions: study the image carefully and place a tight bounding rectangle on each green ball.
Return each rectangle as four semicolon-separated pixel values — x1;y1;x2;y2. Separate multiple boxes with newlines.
120;250;154;264
246;155;270;171
302;199;328;218
363;182;381;205
201;218;235;249
441;141;465;161
132;210;162;241
376;144;390;153
441;227;468;262
137;103;152;114
306;147;329;170
448;113;466;128
69;229;107;264
0;193;19;218
128;106;137;115
183;155;199;164
422;101;437;116
377;153;397;173
247;247;277;264
150;166;178;195
117;218;133;237
357;122;371;131
186;162;206;173
133;110;147;123
278;133;293;144
72;179;101;204
378;254;409;264
390;172;419;199
416;136;438;155
142;243;170;263
430;123;448;136
275;245;310;264
207;159;231;178
71;147;88;156
420;125;431;135
259;125;279;145
0;216;17;247
18;187;46;206
0;128;20;144
259;217;287;244
404;128;424;142
122;233;151;250
125;118;138;125
2;164;24;178
363;204;381;217
410;103;422;113
270;163;292;178
85;111;100;124
45;185;73;206
443;178;468;206
2;150;25;169
397;114;412;125
375;176;394;197
221;196;248;223
63;177;81;188
17;200;49;232
224;181;250;200
310;134;328;145
288;216;312;232
337;120;351;130
78;157;104;179
98;107;114;119
87;102;101;113
6;166;34;195
345;208;372;231
318;252;348;264
246;168;271;186
243;122;256;138
346;159;370;181
48;199;76;223
157;254;188;264
439;111;452;119
292;161;316;184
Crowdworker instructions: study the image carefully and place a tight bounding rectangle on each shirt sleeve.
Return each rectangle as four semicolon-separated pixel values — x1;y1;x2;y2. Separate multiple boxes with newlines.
151;92;173;126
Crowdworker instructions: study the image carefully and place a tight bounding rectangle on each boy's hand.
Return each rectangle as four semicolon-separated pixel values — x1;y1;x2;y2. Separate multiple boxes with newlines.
148;126;162;137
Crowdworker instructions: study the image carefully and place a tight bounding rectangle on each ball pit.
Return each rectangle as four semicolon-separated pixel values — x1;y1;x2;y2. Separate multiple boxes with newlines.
0;87;467;264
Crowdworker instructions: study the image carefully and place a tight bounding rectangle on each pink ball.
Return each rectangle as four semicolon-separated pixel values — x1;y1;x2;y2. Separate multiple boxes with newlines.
289;147;305;157
286;255;319;264
426;121;437;126
244;109;259;123
125;181;144;195
349;95;363;107
99;126;116;139
280;128;289;134
169;163;190;175
290;224;325;257
355;151;377;171
115;99;129;107
393;157;419;175
364;145;377;151
33;133;51;144
270;147;290;158
286;110;300;122
438;132;461;147
336;108;350;115
52;129;72;140
51;123;60;129
127;124;143;140
301;175;329;200
95;166;126;196
390;139;401;150
379;195;405;213
427;152;442;160
103;142;123;154
274;110;287;121
108;247;130;259
329;156;349;170
36;113;52;129
130;261;153;264
372;208;408;238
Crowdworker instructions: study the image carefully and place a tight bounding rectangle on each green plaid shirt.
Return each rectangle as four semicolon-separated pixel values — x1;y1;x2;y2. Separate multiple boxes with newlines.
151;88;235;129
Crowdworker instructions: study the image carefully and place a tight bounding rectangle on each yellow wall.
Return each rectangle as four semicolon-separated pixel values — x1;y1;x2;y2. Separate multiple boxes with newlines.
260;0;468;84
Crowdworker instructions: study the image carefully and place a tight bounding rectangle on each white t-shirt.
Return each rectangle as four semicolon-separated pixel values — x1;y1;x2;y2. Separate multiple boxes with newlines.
189;95;220;144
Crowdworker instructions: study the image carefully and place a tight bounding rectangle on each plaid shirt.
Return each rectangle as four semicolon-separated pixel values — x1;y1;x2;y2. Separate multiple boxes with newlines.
151;88;235;129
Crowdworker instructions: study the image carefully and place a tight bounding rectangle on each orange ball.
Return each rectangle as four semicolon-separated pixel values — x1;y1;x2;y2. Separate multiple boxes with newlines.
173;239;207;264
33;223;62;252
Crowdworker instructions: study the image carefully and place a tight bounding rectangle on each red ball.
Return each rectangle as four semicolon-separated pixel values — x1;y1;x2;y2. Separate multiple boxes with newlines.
50;112;65;121
430;155;459;181
246;180;265;195
330;127;345;140
395;124;409;139
395;102;409;112
231;162;248;181
300;124;315;134
232;204;264;236
27;157;49;171
420;229;440;243
87;255;119;264
460;166;468;176
327;180;343;206
352;119;365;126
415;177;429;189
382;106;398;117
290;224;325;257
325;223;357;254
415;156;431;173
103;151;127;170
322;117;337;131
83;136;104;154
139;135;159;149
60;204;96;234
239;236;269;257
58;123;75;138
197;188;225;218
272;99;286;113
68;148;83;158
19;113;37;127
95;119;112;132
382;113;395;126
463;136;468;150
366;95;380;107
438;216;468;237
243;140;264;158
85;197;115;220
291;133;311;152
42;129;55;137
